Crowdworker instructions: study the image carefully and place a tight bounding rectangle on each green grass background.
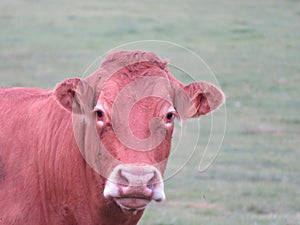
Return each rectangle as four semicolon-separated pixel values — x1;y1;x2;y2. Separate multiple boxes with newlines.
1;0;299;224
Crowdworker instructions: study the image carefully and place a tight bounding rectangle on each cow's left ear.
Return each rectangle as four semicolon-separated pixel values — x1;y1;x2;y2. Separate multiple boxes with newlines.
176;81;225;118
54;78;95;114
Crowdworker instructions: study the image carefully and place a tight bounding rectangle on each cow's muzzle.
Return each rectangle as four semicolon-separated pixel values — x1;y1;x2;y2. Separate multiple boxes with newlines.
103;164;165;211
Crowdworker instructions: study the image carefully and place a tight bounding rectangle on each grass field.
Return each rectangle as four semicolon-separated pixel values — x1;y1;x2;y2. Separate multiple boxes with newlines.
1;0;299;224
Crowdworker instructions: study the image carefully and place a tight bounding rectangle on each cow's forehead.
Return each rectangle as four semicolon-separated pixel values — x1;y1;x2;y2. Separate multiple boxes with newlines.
89;50;186;113
100;50;168;75
96;66;174;109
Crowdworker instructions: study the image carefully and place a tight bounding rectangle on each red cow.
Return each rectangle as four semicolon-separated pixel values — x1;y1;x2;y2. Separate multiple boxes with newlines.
0;51;224;225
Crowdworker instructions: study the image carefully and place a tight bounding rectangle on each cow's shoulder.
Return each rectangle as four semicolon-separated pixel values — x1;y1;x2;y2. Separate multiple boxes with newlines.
0;87;58;132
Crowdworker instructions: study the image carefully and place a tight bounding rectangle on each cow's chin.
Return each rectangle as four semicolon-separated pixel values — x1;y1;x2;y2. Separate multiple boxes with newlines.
114;197;151;211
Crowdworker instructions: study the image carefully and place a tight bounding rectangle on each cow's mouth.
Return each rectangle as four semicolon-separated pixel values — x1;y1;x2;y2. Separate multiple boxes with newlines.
115;197;152;211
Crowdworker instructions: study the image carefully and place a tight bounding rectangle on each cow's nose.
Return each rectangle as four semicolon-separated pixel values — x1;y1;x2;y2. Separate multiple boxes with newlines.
104;165;166;202
118;169;155;198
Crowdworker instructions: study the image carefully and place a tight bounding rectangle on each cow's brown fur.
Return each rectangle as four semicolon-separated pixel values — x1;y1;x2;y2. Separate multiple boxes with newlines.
0;51;224;225
0;87;144;224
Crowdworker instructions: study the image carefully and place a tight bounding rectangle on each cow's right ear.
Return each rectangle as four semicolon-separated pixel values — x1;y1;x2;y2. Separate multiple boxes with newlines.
54;78;95;114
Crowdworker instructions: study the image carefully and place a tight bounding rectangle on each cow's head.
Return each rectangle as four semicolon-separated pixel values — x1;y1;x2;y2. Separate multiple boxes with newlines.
54;51;224;212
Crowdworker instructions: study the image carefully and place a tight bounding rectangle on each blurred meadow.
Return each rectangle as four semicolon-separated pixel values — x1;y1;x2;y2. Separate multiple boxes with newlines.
1;0;299;224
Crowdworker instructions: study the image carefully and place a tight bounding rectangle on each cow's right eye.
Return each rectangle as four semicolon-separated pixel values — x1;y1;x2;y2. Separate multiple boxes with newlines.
96;110;103;118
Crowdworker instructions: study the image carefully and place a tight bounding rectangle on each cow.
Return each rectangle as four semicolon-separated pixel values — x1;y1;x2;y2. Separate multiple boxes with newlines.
0;50;224;225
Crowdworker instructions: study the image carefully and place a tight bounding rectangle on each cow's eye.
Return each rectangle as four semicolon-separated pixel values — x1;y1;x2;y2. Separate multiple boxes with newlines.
165;109;178;124
96;110;103;118
166;112;174;120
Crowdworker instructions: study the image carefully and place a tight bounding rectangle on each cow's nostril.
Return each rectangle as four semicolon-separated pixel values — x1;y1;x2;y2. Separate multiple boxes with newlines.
119;170;129;186
146;183;154;190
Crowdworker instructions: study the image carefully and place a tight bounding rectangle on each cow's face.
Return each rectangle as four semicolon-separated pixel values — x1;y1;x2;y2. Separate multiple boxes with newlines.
54;51;224;213
95;74;177;211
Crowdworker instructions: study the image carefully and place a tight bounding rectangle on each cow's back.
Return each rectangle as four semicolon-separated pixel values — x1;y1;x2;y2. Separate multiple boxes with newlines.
0;87;54;154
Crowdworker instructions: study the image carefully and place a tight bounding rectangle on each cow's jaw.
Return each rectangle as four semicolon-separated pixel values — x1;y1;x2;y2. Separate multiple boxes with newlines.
103;164;165;212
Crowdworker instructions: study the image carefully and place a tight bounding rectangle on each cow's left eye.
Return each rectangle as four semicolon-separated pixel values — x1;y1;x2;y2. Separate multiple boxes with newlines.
166;112;174;120
165;111;177;123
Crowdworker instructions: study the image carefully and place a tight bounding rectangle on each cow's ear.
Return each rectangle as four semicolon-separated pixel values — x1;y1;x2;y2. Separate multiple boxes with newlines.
54;78;94;114
175;81;225;118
